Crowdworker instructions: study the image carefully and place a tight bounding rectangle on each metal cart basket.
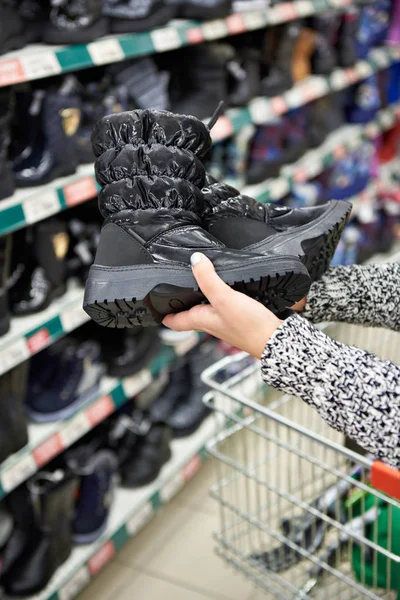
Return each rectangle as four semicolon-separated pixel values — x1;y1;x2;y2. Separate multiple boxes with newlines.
202;324;400;600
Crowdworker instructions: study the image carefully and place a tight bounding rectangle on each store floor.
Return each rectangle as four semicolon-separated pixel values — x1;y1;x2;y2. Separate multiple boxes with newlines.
78;457;261;600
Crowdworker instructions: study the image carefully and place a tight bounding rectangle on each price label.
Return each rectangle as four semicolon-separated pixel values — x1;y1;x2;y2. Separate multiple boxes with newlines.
186;27;204;44
88;541;116;576
210;116;234;141
355;62;373;79
126;503;153;536
295;0;314;16
19;52;61;80
85;395;114;426
371;48;389;68
63;176;97;207
380;111;395;130
122;368;152;398
26;328;51;355
333;144;347;159
33;434;63;467
59;568;90;600
61;305;89;333
87;39;124;66
268;177;290;201
226;14;246;34
243;11;265;30
331;69;348;90
23;190;61;224
1;454;36;492
60;412;91;448
202;20;228;40
365;122;379;139
0;59;26;86
183;454;202;482
160;471;185;503
151;27;181;52
344;68;358;85
0;338;30;376
278;2;298;21
248;98;274;123
175;332;199;356
271;96;288;115
293;168;309;183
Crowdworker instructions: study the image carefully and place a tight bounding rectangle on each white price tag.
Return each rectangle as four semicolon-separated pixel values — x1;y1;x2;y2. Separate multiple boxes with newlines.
371;48;389;68
19;52;61;80
61;305;89;333
331;69;348;90
126;503;153;536
151;27;181;52
248;98;274;123
202;20;228;40
268;5;285;23
1;454;36;492
22;190;61;225
365;122;379;139
295;0;313;16
355;62;373;79
243;11;265;29
0;338;30;376
59;568;90;600
59;412;91;448
380;111;395;130
268;177;290;201
175;332;198;356
122;368;152;398
87;39;124;66
160;471;185;503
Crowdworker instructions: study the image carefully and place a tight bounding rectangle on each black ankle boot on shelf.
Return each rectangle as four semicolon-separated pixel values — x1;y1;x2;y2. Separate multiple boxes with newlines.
99;326;161;378
9;219;68;316
0;362;29;464
0;0;26;55
12;80;81;188
103;0;175;33
43;0;109;44
19;0;49;44
83;109;310;327
336;9;359;68
227;48;261;108
1;471;77;597
202;182;351;282
0;90;15;201
260;23;300;97
310;14;338;75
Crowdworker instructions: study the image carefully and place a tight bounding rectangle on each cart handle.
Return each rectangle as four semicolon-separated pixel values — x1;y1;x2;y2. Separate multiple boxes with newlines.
371;460;400;500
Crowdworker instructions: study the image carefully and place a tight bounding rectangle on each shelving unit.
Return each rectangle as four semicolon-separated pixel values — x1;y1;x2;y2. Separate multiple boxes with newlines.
0;0;353;88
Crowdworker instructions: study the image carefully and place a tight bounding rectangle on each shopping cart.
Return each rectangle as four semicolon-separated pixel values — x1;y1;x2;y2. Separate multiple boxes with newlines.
202;324;400;600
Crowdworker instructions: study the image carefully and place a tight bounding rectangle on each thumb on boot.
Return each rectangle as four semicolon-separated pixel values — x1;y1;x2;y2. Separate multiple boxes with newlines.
190;253;231;308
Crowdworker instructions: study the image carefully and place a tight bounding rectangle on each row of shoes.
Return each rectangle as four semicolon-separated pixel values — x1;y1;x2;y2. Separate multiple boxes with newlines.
0;337;222;596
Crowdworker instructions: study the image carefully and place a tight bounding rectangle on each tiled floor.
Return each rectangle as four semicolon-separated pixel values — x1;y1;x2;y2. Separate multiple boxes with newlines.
78;458;259;600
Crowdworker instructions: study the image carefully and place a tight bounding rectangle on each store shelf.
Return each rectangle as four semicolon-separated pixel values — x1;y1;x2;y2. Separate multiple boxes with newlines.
1;46;399;239
0;329;201;499
244;101;400;204
26;411;224;600
0;0;352;88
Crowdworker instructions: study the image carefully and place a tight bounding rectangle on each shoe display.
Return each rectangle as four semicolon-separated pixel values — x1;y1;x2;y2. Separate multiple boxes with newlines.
0;362;29;464
150;359;189;423
12;80;81;188
260;23;300;97
0;89;15;201
310;14;338;75
103;0;175;33
0;0;26;55
66;443;118;544
227;48;261;108
43;0;109;44
202;182;351;282
25;339;103;422
346;75;382;124
246;119;285;184
99;326;161;378
281;108;308;165
336;9;359;68
9;219;69;316
84;108;311;326
1;470;77;597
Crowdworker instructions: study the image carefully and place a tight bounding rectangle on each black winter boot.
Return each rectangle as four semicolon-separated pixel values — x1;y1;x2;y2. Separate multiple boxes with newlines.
83;109;311;326
0;361;29;464
12;80;81;188
103;0;175;33
227;48;261;108
43;0;109;44
202;182;351;282
2;470;77;597
310;14;338;75
19;0;49;43
336;9;358;68
260;23;300;97
9;219;68;316
0;0;25;55
0;234;12;336
0;89;15;201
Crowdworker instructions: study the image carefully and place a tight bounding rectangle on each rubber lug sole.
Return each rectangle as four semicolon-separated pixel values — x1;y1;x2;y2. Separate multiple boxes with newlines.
83;259;311;328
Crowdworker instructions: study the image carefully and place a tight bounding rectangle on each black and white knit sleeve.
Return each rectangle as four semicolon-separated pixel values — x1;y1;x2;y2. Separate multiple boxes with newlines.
261;314;400;469
302;262;400;331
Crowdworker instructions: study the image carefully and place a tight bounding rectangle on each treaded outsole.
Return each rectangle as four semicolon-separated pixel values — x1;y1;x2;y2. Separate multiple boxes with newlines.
83;269;311;328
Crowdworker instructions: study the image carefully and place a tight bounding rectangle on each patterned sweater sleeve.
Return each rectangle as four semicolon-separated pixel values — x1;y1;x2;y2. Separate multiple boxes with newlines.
302;262;400;330
261;314;400;469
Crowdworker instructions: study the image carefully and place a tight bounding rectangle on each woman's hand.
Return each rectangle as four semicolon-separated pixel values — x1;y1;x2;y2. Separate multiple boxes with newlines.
162;252;283;359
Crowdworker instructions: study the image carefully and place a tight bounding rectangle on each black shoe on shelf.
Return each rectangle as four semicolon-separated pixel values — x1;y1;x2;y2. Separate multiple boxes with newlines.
0;361;29;464
336;8;359;68
310;13;338;75
0;0;26;55
150;359;190;423
227;48;261;108
43;0;109;44
9;219;69;316
260;23;300;97
2;470;77;597
83;109;310;327
202;182;351;283
103;0;175;34
167;0;232;20
0;89;15;202
99;326;162;378
19;0;49;44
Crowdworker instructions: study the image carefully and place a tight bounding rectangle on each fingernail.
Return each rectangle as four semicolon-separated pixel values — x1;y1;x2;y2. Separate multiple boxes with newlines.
190;252;203;267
